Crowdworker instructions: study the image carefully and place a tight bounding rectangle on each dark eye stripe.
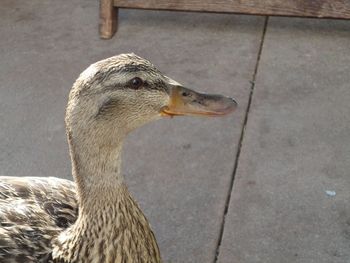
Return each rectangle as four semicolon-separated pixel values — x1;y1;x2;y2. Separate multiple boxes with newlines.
88;78;166;95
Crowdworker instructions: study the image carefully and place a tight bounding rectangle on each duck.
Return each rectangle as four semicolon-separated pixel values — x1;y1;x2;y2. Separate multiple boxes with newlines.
0;53;237;263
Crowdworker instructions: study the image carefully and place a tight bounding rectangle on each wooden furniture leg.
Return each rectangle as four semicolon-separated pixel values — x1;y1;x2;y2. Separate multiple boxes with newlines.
100;0;118;39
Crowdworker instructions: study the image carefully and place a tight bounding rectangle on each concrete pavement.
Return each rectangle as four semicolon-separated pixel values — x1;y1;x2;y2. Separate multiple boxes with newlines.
218;18;350;263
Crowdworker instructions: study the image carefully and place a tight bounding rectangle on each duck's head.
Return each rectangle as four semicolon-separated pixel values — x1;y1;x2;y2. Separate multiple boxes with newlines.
66;53;237;145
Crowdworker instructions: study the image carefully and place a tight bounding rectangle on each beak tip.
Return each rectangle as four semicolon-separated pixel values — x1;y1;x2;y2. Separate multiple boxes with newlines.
221;97;237;115
230;97;238;110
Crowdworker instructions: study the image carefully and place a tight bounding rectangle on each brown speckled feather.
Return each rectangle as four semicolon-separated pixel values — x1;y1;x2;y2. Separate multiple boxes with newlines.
0;177;78;263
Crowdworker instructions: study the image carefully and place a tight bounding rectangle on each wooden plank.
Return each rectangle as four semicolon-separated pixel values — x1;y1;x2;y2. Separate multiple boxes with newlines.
114;0;350;19
100;0;118;39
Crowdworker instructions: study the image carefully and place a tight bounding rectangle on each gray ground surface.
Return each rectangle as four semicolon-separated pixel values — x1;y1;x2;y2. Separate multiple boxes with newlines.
218;18;350;263
0;1;349;263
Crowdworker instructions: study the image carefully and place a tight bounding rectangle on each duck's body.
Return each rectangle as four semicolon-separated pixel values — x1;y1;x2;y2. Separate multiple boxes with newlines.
0;54;236;262
0;176;161;263
0;177;77;262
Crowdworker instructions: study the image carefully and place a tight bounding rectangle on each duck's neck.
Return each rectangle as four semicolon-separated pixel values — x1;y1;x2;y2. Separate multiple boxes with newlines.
53;137;161;263
72;141;125;209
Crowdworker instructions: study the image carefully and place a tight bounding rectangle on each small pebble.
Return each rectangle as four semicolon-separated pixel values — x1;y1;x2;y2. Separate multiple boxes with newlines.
325;190;336;197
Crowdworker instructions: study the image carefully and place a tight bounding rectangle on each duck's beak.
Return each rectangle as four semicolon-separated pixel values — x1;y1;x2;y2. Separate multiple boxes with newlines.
161;85;237;117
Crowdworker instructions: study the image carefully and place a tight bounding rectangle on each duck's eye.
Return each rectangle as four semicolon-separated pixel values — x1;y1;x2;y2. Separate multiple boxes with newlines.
130;77;143;89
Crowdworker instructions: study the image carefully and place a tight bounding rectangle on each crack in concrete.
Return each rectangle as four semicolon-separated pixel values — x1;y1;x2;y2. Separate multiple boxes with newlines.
213;16;269;263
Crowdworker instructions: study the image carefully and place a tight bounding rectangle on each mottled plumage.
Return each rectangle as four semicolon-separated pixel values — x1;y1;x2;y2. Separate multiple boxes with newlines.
0;53;236;263
0;177;77;262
